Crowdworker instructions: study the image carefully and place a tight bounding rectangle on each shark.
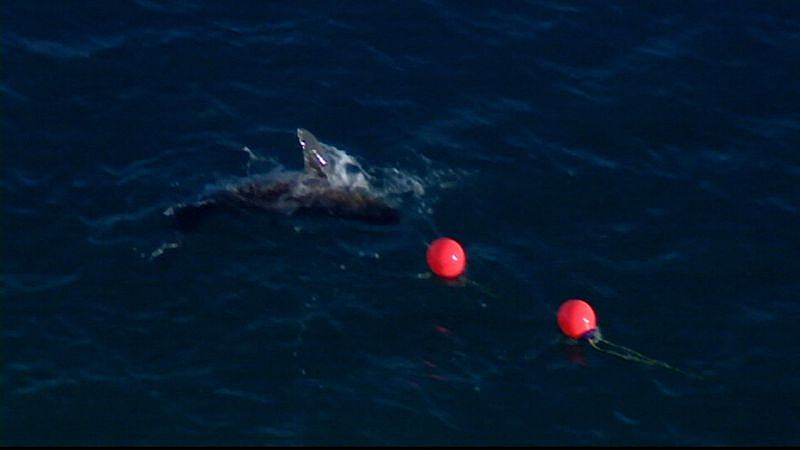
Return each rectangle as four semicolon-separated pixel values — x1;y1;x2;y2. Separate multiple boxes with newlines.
167;129;401;230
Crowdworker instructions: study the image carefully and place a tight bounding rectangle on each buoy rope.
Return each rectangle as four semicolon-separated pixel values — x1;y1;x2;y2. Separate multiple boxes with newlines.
465;278;499;299
587;331;703;379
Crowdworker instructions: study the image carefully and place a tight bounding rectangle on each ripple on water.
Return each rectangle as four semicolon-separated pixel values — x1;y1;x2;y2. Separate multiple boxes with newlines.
5;272;82;295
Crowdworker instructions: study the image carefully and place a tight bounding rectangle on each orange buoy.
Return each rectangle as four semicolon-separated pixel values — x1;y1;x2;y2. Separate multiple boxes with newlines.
426;237;466;278
557;299;597;339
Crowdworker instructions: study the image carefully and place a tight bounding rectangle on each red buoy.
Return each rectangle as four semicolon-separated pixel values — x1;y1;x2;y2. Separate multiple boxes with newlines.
426;237;466;278
557;299;598;339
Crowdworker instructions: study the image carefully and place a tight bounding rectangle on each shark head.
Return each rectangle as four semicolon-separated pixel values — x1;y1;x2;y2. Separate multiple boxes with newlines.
297;128;332;179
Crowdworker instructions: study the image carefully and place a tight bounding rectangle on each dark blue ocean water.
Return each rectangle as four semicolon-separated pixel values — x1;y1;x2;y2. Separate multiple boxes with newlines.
4;0;800;445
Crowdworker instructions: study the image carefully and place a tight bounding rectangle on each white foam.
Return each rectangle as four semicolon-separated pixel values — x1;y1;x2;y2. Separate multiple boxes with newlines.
314;141;373;190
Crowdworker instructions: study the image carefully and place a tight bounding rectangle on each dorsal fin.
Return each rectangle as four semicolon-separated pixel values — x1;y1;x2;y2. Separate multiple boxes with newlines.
297;128;329;178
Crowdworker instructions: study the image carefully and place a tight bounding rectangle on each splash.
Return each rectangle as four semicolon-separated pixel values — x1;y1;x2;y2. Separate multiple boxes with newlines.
307;139;373;191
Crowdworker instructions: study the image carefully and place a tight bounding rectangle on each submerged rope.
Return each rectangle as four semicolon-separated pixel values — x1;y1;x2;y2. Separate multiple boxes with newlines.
465;278;499;300
586;329;704;379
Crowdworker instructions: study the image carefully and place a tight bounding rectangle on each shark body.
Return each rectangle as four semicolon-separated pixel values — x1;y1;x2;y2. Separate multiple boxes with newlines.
169;129;400;229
